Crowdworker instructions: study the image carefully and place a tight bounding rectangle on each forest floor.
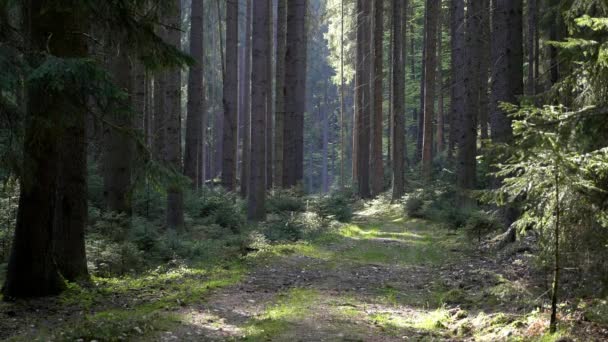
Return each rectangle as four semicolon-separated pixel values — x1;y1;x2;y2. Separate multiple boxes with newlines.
1;203;607;341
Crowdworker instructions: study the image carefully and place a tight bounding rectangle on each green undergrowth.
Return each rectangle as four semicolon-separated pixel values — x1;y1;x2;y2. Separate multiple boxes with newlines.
5;263;247;341
253;215;466;268
242;288;319;341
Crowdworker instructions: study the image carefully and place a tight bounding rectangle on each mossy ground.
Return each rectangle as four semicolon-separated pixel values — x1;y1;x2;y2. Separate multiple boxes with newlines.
1;201;606;341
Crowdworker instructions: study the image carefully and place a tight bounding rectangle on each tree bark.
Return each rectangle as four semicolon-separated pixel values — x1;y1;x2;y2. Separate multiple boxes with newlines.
165;0;184;230
274;0;287;188
222;0;239;191
458;0;482;190
449;0;465;159
3;0;90;298
371;0;384;197
479;0;490;141
185;0;205;189
391;0;406;201
104;49;133;215
436;10;444;155
490;0;523;143
240;0;252;197
526;0;537;96
282;0;308;188
265;1;273;189
421;0;439;180
248;0;270;221
54;98;89;282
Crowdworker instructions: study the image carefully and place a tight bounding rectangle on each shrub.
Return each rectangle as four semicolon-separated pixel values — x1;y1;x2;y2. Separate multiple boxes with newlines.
262;212;326;242
405;193;426;218
86;237;145;277
188;188;246;232
312;190;354;222
464;210;501;241
267;188;306;214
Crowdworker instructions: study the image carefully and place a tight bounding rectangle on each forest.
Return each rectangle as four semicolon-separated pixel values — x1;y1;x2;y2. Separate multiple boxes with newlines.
0;0;607;340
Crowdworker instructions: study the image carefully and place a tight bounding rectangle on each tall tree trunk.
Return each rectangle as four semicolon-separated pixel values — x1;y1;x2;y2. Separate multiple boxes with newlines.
458;0;482;190
421;0;439;180
3;0;90;298
391;0;406;201
322;81;330;193
54;98;89;282
185;0;205;189
222;0;239;191
339;0;346;189
526;0;537;96
449;0;465;159
240;0;252;196
353;0;363;186
416;5;426;164
490;0;523;143
265;1;273;189
371;0;384;197
165;1;184;230
436;11;444;155
104;49;133;215
355;0;371;198
275;0;287;188
478;0;490;141
248;0;270;221
282;0;308;188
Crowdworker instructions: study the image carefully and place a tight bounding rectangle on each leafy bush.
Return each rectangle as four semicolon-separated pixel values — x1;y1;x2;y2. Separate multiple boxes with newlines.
261;212;326;242
464;210;502;241
187;188;246;232
312;190;354;222
86;238;145;276
404;193;426;218
267;188;306;214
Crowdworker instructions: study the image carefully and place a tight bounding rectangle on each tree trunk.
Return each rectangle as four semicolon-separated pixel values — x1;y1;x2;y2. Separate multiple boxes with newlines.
248;0;270;221
274;0;287;188
421;0;439;180
222;0;239;191
322;80;330;193
458;0;482;190
185;0;205;189
282;0;308;188
449;0;465;159
391;0;406;201
371;0;384;197
240;0;252;197
479;0;490;141
490;0;523;143
104;49;133;215
54;99;89;282
339;0;346;189
266;1;273;189
526;0;537;96
3;0;90;298
165;1;184;230
355;0;371;198
436;10;444;155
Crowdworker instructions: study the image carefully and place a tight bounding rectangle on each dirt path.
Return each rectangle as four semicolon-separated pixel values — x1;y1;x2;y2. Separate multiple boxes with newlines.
157;207;543;341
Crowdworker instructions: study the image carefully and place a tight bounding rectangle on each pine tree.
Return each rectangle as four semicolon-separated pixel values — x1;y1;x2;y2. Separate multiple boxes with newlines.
391;0;406;201
274;0;287;188
490;0;523;143
370;0;384;197
185;0;205;189
248;0;270;221
421;0;439;180
222;0;239;191
283;0;308;188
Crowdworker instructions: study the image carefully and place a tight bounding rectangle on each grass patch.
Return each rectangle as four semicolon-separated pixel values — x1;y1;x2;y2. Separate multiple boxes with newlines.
243;288;319;341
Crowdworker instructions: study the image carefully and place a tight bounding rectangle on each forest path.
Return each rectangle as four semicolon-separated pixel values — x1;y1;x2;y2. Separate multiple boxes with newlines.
159;204;532;341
